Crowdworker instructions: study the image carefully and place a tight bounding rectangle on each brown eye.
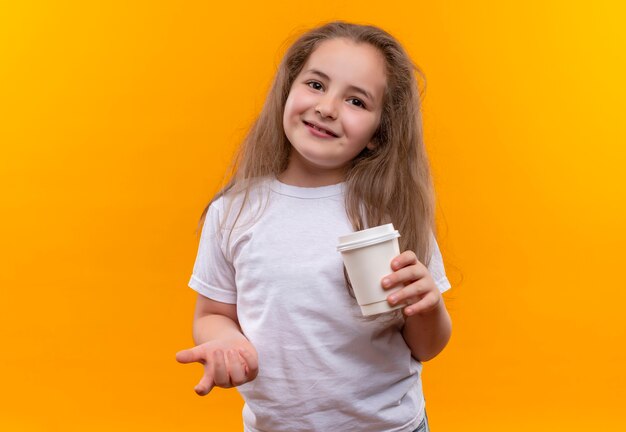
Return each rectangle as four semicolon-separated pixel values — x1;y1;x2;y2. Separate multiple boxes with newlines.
306;81;323;91
348;98;366;109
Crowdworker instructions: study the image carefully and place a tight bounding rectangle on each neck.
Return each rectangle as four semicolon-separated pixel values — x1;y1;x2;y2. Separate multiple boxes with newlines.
277;165;346;187
278;150;348;187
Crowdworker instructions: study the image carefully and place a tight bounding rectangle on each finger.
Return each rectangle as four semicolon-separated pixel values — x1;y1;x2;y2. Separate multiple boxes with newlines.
194;372;215;396
382;265;427;290
390;250;419;271
239;348;259;380
176;346;205;364
404;292;441;316
212;350;231;388
227;349;248;386
387;281;428;306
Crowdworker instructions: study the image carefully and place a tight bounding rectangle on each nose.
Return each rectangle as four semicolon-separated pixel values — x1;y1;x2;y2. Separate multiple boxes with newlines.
315;95;338;120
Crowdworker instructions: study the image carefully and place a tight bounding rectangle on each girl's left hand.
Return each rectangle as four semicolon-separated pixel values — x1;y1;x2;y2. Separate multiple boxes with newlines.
382;250;442;317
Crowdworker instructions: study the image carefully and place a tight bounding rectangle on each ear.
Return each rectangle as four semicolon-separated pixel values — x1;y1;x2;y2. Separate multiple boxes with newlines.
366;141;377;150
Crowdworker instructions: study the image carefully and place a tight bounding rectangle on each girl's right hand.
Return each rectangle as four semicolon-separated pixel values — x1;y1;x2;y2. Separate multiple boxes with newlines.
175;338;258;396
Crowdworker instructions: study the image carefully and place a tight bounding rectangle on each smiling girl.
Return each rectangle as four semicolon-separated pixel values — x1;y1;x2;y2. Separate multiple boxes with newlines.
176;21;451;432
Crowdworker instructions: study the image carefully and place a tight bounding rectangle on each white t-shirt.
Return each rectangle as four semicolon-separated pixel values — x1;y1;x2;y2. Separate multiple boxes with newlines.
189;178;451;432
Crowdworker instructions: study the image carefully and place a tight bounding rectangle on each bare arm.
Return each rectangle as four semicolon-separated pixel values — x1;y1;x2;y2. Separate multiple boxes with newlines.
383;250;452;362
401;299;451;362
192;294;246;344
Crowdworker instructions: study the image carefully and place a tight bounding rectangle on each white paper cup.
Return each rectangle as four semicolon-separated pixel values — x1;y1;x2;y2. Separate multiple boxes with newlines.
337;223;406;316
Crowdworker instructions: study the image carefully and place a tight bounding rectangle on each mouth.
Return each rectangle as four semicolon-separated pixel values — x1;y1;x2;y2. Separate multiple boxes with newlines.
303;121;339;138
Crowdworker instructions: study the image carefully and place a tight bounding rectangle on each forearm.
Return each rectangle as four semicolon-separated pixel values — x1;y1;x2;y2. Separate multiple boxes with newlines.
193;314;247;345
402;301;452;362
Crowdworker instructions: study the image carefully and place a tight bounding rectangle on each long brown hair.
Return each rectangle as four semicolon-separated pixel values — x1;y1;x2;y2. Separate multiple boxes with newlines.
201;21;436;267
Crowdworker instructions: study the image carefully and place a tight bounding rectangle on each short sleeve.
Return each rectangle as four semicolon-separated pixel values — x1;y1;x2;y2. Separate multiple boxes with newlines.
427;232;452;293
188;199;237;304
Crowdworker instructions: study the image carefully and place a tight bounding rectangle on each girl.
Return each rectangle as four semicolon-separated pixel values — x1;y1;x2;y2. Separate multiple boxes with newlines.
176;21;452;432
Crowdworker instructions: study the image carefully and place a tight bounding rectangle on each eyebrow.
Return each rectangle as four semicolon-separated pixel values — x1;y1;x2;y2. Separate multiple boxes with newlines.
305;69;375;103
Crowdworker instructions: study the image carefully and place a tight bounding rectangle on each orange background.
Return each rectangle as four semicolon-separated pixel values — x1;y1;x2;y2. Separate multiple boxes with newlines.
1;1;625;430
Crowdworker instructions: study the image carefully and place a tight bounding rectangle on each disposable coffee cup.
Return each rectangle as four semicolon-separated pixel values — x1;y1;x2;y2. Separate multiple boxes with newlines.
337;223;406;316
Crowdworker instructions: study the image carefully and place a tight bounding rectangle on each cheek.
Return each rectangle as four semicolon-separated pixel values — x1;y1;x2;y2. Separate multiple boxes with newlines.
283;96;301;133
283;94;295;121
344;113;380;141
284;88;312;117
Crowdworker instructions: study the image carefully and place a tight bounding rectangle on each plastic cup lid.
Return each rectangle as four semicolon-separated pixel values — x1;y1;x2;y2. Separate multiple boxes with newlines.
336;223;400;252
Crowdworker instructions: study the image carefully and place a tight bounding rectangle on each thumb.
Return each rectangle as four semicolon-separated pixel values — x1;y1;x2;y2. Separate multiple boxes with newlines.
194;373;215;396
175;346;204;364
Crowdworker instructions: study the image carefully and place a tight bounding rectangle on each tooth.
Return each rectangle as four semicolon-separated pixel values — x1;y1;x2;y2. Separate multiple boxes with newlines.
309;122;333;135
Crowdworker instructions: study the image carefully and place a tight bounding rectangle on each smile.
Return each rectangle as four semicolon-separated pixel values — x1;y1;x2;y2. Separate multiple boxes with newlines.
303;121;338;138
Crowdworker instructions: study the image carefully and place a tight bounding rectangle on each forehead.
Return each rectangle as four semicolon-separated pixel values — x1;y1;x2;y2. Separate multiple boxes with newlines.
301;38;387;99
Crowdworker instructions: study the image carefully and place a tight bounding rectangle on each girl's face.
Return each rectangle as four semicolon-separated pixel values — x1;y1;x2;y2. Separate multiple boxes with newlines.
282;38;387;186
